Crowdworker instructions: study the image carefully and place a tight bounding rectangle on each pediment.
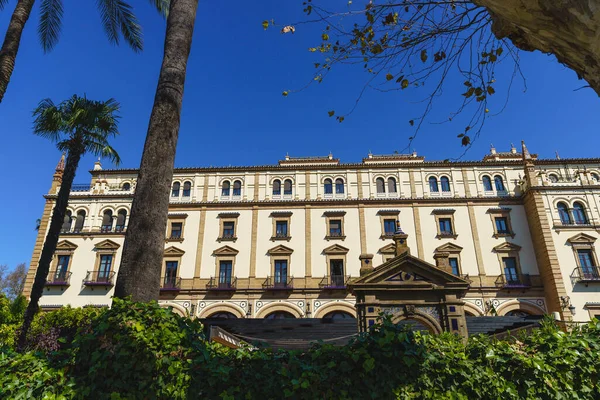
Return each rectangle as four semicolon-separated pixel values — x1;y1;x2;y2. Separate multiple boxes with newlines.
323;244;349;255
164;246;185;256
94;239;120;250
212;245;239;256
493;242;521;252
378;243;396;254
268;245;294;255
351;252;469;289
56;240;78;251
567;233;597;245
435;243;463;253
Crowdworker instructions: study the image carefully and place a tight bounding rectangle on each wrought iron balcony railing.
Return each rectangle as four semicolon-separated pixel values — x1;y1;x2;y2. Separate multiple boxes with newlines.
262;276;294;290
495;273;531;289
160;277;181;291
571;266;600;283
114;225;126;233
46;271;72;286
319;275;350;289
83;271;116;287
206;277;237;291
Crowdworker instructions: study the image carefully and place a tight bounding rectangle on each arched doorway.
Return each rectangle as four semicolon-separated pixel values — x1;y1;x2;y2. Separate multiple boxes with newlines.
265;311;296;319
322;311;355;320
396;318;434;333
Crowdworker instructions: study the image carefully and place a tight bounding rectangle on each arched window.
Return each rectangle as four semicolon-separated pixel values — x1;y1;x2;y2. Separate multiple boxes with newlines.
335;178;345;194
324;178;333;195
122;182;131;191
592;173;600;182
494;175;505;191
233;180;242;196
548;174;559;183
207;311;238;319
272;179;281;195
557;202;571;224
115;209;127;232
221;181;230;196
573;202;588;225
61;211;72;233
265;311;295;319
482;176;493;191
101;210;113;232
74;210;86;233
376;177;385;194
171;182;180;197
440;176;451;192
182;181;191;197
323;311;354;320
429;177;439;192
387;177;397;193
284;179;293;195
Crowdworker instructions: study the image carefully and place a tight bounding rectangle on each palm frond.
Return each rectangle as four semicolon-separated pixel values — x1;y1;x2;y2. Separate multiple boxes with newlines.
148;0;170;18
86;140;121;165
38;0;64;53
0;0;10;11
96;0;142;51
32;98;64;142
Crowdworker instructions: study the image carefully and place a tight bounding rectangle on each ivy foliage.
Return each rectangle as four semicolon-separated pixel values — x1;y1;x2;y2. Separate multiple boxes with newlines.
0;299;599;399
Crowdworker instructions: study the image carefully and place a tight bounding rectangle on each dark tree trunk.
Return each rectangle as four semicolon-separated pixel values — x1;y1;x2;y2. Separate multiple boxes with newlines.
0;0;36;104
17;147;82;350
114;0;198;301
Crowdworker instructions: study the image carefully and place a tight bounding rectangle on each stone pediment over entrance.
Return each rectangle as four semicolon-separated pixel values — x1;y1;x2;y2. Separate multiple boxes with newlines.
350;252;469;290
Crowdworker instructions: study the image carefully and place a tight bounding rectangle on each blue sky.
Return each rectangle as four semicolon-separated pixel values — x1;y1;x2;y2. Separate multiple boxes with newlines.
0;1;598;269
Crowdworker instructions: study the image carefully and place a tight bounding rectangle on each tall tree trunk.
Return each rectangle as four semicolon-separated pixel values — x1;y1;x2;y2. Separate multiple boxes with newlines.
17;148;82;350
475;0;600;96
114;0;198;301
0;0;36;104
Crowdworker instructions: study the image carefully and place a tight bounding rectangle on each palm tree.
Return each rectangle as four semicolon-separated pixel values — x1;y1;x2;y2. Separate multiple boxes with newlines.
114;0;197;301
17;95;121;349
0;0;169;103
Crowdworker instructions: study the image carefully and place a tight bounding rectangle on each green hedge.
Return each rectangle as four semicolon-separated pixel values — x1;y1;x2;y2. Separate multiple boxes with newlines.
1;299;599;399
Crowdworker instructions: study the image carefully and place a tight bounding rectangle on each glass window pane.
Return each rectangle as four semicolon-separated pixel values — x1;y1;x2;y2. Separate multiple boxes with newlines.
275;220;288;236
439;218;453;234
441;177;450;192
502;257;518;281
223;221;235;237
448;258;459;275
429;177;439;192
329;220;342;236
273;180;281;195
274;260;288;284
219;261;232;284
335;179;344;194
376;178;385;193
482;176;493;191
384;219;396;235
495;217;508;233
324;179;333;194
284;180;293;195
388;178;397;193
494;176;505;191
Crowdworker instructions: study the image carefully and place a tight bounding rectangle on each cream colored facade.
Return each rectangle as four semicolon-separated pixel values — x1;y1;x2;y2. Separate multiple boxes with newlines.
24;144;600;322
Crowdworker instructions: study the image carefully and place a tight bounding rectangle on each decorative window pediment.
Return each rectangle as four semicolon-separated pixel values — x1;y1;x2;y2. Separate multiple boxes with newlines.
323;211;346;217
435;243;463;253
164;246;186;256
323;244;350;255
493;242;521;253
94;239;120;251
212;245;239;256
378;243;396;254
56;240;78;251
267;245;294;255
431;209;456;215
377;209;400;216
567;233;597;245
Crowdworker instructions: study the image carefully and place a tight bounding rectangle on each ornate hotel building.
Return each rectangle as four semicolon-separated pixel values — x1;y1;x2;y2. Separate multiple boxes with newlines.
23;143;600;333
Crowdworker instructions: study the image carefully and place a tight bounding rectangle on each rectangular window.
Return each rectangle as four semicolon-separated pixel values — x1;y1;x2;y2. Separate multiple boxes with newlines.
329;219;342;237
164;261;179;287
55;255;70;280
383;219;397;236
274;260;288;287
449;257;460;276
170;222;182;239
439;218;453;235
275;220;288;237
495;217;509;234
98;255;113;282
223;221;235;238
330;259;344;286
502;257;519;283
219;260;233;287
577;249;599;279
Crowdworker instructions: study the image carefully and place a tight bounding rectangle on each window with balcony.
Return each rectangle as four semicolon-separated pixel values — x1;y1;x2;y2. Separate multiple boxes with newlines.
101;210;113;232
440;176;451;192
233;180;242;196
329;259;345;287
383;219;397;237
272;179;281;196
115;209;127;232
482;175;493;191
163;261;179;289
74;210;86;233
502;257;519;284
98;254;113;282
274;260;288;287
61;211;73;233
182;181;191;197
494;175;505;191
335;178;345;194
53;255;70;283
557;202;572;224
388;177;397;193
429;177;439;192
324;178;333;195
283;179;293;195
171;182;180;197
573;202;588;224
376;177;385;194
219;260;233;288
221;180;230;196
